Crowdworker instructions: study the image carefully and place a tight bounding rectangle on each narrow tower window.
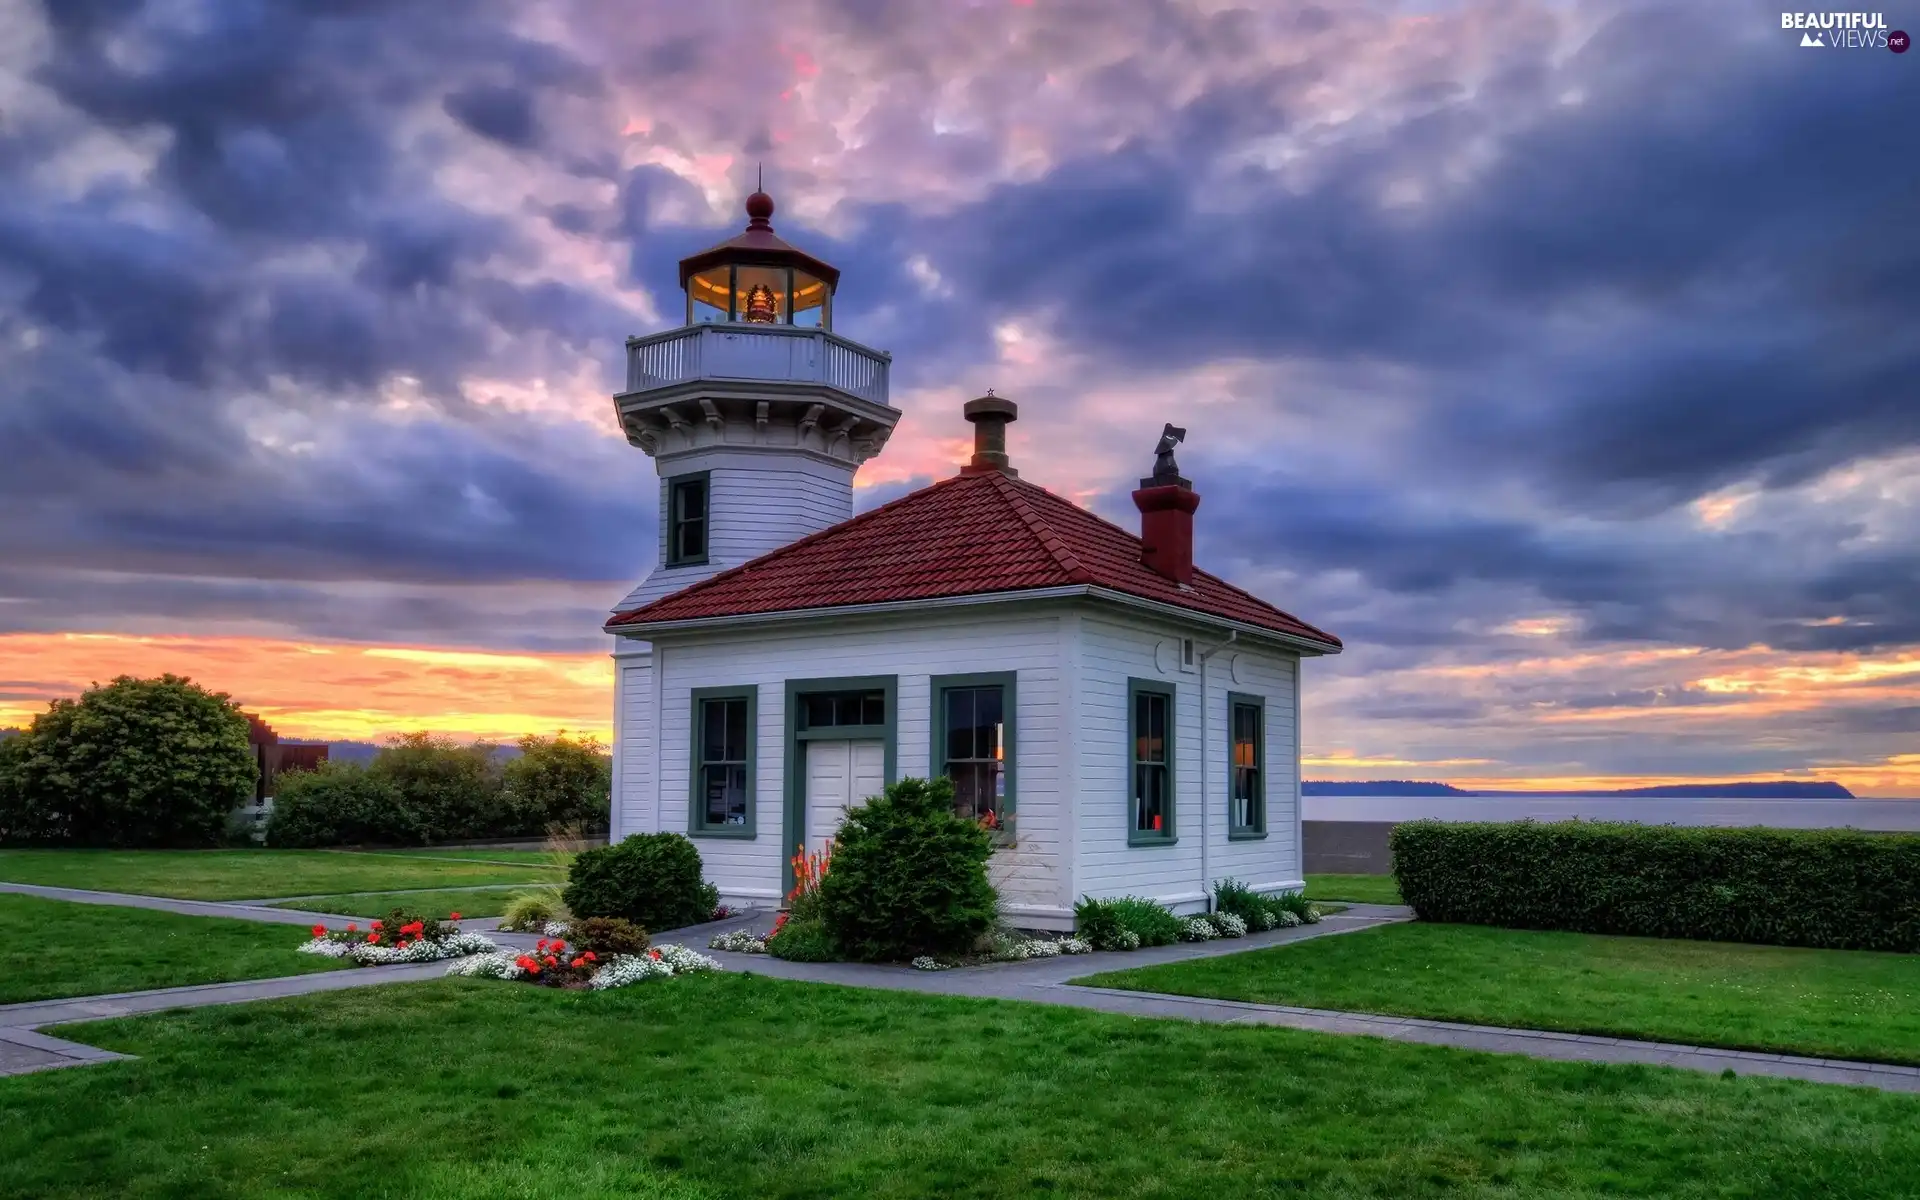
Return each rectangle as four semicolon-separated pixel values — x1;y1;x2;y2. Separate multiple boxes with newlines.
668;474;709;565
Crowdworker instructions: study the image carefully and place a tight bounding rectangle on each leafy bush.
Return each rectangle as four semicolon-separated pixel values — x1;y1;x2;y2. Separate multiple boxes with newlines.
816;776;998;962
568;916;650;957
264;761;408;848
563;832;718;933
500;889;566;932
2;674;254;847
765;918;840;962
1392;819;1920;952
1214;878;1319;931
501;733;611;837
366;732;504;843
1074;895;1184;949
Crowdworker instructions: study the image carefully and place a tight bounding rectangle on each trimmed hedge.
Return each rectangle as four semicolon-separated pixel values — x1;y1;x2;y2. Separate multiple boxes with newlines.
1391;819;1920;952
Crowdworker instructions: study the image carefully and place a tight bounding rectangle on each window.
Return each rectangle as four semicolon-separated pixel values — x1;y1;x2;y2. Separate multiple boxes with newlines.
800;690;886;730
1129;678;1175;844
689;687;755;836
932;673;1016;833
667;473;708;566
1228;693;1264;838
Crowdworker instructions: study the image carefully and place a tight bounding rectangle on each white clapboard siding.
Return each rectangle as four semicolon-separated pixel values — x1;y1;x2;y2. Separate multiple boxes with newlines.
1073;613;1303;912
649;607;1068;916
613;453;856;611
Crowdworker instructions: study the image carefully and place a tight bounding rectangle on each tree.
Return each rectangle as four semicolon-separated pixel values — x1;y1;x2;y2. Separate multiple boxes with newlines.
6;675;255;847
366;731;503;843
501;732;611;836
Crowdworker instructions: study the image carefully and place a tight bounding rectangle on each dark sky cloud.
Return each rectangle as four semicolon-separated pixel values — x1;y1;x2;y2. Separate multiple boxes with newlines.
0;0;1914;786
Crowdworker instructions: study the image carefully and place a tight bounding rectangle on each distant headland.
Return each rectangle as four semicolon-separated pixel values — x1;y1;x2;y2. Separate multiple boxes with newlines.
1303;780;1856;799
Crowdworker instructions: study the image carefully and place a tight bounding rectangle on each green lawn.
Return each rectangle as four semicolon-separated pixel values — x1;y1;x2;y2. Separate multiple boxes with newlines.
0;849;564;901
3;977;1917;1198
0;894;346;1005
270;886;545;920
1075;921;1920;1066
1304;872;1403;904
364;847;577;866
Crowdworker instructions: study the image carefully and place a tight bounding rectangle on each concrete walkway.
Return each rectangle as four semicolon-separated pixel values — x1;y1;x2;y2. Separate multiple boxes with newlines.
0;881;367;927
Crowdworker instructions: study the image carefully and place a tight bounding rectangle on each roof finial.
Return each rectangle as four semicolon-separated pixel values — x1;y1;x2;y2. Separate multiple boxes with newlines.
757;161;763;191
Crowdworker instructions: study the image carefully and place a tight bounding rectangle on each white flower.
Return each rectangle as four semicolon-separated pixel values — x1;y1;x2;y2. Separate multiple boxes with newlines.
1058;938;1093;955
654;943;721;973
1180;917;1219;942
542;920;571;938
1278;909;1303;927
444;951;525;979
1023;940;1062;958
588;954;673;989
910;956;948;971
1209;912;1248;937
708;930;768;954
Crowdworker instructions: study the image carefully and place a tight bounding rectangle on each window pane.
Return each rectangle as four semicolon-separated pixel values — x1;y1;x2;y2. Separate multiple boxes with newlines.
704;764;748;826
1134;764;1167;833
805;695;834;729
701;699;728;763
950;761;1000;822
725;697;748;761
1135;691;1167;764
861;692;885;725
944;688;973;763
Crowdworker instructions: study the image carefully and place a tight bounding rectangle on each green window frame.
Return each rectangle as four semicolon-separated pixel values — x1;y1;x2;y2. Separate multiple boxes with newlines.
666;471;710;567
1128;677;1176;846
1227;692;1265;839
930;672;1017;841
688;685;756;838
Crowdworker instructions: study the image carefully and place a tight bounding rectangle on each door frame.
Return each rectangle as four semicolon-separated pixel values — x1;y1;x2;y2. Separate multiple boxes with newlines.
783;674;897;896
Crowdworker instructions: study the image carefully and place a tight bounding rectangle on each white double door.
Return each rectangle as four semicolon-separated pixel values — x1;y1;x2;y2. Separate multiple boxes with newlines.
803;739;885;857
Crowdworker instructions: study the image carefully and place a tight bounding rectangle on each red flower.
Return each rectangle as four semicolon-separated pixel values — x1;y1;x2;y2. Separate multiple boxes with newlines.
371;920;383;931
647;949;661;960
346;923;358;932
583;952;597;962
551;939;567;952
570;957;585;968
536;939;548;951
367;934;380;944
543;955;558;967
310;925;326;937
449;912;462;921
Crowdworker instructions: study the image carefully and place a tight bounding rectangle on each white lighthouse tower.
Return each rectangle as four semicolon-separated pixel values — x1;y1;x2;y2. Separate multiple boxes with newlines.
609;185;900;612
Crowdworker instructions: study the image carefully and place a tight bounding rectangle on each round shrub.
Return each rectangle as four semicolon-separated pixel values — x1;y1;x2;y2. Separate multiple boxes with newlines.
816;776;997;962
6;674;255;847
265;761;408;848
563;832;719;933
568;916;650;957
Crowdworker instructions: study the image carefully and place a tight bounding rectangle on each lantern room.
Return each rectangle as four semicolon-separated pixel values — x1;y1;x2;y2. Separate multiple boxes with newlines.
678;187;840;329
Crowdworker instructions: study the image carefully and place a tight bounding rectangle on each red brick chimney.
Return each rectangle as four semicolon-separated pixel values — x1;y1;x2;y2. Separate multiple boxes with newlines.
961;390;1019;477
1133;423;1198;584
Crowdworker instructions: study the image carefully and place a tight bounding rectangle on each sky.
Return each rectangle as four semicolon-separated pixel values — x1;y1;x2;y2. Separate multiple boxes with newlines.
0;0;1916;794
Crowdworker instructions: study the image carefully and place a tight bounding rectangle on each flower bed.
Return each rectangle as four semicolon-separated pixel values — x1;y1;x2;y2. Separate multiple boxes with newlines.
708;929;768;954
298;910;495;967
446;940;718;990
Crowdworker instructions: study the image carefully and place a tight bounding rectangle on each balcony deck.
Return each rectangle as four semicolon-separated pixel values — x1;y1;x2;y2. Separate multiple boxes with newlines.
623;323;891;408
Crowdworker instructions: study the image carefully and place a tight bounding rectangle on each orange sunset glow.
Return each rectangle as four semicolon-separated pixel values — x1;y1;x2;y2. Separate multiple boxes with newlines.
0;634;612;745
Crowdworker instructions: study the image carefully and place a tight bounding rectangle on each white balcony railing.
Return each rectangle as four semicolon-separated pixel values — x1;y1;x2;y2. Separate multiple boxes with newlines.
624;324;892;407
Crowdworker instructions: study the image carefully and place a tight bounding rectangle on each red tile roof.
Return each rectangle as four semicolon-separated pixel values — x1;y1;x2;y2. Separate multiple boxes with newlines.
607;470;1341;649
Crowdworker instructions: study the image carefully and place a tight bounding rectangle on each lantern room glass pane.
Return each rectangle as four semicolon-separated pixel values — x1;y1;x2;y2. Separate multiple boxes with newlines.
734;265;788;324
689;266;731;323
790;269;829;328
